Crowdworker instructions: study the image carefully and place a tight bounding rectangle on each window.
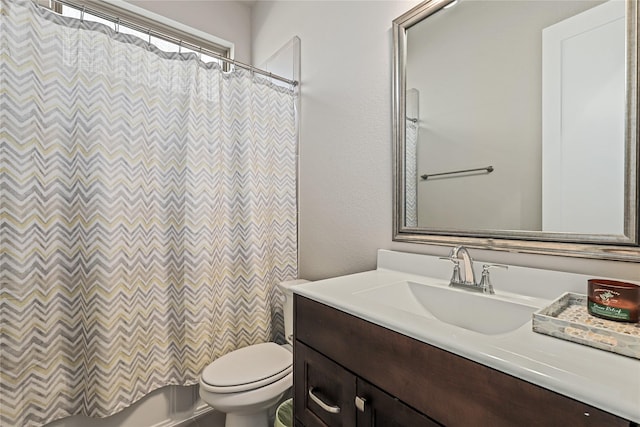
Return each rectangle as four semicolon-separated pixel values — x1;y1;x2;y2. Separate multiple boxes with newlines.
44;0;230;66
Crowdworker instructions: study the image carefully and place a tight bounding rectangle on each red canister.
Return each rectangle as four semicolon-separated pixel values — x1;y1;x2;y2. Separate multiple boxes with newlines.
587;279;640;323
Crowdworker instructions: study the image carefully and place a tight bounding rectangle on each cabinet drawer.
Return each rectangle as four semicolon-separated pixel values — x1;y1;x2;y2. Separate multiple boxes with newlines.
294;341;356;427
295;295;631;427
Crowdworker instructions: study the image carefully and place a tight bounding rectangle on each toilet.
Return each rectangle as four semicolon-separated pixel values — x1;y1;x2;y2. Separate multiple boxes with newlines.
199;279;309;427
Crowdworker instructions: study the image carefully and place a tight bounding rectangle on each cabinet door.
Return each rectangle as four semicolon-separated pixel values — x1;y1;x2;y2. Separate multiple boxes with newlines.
294;341;356;427
355;378;441;427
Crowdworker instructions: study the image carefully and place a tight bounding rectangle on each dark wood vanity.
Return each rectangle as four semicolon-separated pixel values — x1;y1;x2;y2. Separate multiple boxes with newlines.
293;295;635;427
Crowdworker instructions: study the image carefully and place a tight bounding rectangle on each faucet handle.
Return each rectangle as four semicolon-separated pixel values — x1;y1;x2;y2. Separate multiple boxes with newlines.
478;264;508;294
439;256;462;284
482;263;508;271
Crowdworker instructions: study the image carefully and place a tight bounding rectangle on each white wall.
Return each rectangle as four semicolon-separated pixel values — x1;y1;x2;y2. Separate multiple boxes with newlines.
251;1;640;282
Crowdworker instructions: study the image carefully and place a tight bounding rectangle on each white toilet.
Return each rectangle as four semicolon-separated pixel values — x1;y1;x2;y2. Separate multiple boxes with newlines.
199;279;308;427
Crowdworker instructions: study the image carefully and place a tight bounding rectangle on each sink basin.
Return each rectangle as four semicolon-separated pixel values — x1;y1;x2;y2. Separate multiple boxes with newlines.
355;280;539;335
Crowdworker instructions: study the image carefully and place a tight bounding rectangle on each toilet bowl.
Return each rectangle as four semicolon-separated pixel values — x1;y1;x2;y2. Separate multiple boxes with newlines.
199;279;309;427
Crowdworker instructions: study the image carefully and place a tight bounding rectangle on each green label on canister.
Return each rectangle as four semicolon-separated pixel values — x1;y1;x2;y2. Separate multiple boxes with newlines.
588;300;632;321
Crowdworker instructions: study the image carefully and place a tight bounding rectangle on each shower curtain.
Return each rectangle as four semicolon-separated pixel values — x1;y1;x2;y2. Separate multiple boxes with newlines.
0;1;297;426
405;118;418;227
404;88;419;227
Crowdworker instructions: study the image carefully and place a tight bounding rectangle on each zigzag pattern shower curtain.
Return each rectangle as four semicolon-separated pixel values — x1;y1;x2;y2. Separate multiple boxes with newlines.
0;1;297;426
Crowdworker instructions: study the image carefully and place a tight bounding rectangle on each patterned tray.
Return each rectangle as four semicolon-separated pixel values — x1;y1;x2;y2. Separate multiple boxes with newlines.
532;292;640;360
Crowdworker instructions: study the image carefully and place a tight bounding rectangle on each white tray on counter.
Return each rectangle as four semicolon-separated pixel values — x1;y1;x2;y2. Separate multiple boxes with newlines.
532;292;640;360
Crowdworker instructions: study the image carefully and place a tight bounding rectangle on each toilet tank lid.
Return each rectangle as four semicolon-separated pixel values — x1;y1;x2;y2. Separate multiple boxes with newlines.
279;279;309;291
202;342;292;388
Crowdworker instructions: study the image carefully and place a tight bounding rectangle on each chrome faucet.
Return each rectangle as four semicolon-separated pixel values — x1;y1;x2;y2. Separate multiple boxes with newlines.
450;246;476;285
440;246;507;294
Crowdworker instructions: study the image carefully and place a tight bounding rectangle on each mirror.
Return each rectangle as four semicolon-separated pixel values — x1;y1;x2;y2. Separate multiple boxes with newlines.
393;0;640;261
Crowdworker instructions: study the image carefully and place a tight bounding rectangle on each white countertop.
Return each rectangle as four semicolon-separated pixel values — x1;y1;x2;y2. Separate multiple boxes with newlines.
293;250;640;423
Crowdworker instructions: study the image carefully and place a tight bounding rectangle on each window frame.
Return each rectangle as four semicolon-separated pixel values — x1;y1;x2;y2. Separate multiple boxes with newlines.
41;0;233;64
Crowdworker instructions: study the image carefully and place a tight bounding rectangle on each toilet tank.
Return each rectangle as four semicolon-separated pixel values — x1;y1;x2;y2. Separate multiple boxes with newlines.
278;279;309;344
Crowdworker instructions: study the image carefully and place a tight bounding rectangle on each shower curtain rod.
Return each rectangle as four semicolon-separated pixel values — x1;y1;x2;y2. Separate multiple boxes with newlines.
46;0;299;87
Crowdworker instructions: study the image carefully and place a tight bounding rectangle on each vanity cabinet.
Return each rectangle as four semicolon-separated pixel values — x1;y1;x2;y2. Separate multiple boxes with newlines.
293;295;634;427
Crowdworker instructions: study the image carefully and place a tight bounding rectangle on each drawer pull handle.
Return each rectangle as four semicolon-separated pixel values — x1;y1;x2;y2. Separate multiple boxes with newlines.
308;387;341;414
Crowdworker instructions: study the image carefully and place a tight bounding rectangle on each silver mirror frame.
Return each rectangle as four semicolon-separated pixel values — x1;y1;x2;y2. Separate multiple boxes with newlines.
392;0;640;262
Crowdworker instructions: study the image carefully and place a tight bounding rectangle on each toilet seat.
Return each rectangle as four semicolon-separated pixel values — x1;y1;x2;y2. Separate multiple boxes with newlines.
201;342;292;394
